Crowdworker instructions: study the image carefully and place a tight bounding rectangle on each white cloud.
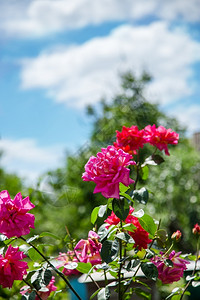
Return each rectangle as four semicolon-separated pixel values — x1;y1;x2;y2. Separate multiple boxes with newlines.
0;138;65;185
0;0;199;38
20;22;200;108
170;104;200;135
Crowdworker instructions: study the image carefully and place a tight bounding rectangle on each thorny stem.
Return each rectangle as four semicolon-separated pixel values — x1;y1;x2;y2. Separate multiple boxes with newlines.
22;278;43;300
180;236;199;300
20;236;82;300
118;220;123;300
104;269;108;287
118;238;123;300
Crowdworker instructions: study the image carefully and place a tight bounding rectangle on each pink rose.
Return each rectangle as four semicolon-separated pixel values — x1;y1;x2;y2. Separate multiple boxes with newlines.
151;251;189;284
82;145;135;198
0;190;35;238
144;125;179;156
0;245;28;288
74;231;102;266
114;126;149;155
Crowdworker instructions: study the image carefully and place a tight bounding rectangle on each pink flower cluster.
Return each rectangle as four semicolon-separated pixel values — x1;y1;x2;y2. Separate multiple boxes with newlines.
75;230;102;265
105;206;152;250
114;126;148;155
83;125;178;198
145;125;179;156
82;145;135;198
0;245;28;288
57;231;102;277
0;190;35;238
114;125;179;156
151;250;189;284
20;276;57;300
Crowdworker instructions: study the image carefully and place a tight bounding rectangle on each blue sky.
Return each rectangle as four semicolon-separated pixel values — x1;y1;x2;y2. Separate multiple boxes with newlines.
0;0;200;185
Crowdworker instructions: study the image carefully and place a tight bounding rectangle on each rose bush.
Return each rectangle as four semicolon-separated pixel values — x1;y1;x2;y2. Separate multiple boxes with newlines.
0;124;199;300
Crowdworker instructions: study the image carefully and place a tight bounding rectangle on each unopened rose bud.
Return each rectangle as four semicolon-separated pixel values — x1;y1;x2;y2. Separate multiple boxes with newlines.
192;223;200;235
171;230;182;242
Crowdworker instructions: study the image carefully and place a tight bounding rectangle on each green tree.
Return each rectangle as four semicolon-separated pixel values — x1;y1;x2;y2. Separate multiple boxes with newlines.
0;152;23;196
35;71;200;253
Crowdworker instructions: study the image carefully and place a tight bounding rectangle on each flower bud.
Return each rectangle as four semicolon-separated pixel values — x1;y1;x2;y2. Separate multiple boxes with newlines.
171;230;182;242
192;223;200;235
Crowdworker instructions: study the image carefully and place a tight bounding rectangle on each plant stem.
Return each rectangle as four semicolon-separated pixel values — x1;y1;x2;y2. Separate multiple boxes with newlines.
133;162;140;191
118;220;123;300
118;238;122;300
180;236;199;300
20;236;82;300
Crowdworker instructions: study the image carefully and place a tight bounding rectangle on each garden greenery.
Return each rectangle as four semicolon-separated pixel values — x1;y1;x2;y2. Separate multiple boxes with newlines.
0;124;199;300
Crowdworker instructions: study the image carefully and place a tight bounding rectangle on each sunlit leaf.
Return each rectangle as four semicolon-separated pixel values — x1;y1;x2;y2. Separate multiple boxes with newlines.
112;198;130;221
100;240;119;263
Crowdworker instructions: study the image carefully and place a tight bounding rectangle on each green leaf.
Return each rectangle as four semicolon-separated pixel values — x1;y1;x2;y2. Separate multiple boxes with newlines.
166;287;181;300
141;262;158;281
122;223;136;232
91;206;100;224
28;247;42;262
156;229;168;243
119;182;130;193
90;288;101;300
186;275;195;281
43;269;52;286
132;188;149;205
39;232;61;240
21;291;37;300
107;227;118;240
116;232;134;244
100;240;119;263
98;224;115;242
97;287;110;300
26;235;40;243
120;192;134;202
76;262;92;274
171;295;181;300
134;287;151;299
0;234;7;244
139;214;157;236
142;154;164;167
107;198;113;210
132;209;144;218
140;165;149;181
127;259;140;271
112;198;130;220
192;281;200;287
64;262;78;270
187;254;196;261
31;268;52;290
164;259;173;267
98;205;107;218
